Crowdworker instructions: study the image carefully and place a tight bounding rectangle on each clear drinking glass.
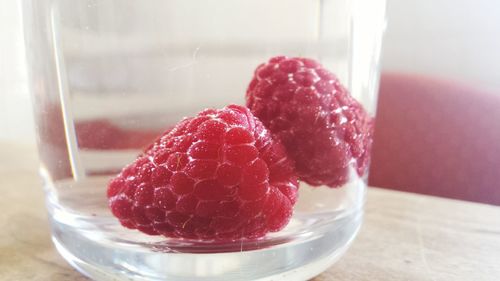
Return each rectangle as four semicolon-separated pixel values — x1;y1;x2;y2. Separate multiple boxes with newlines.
22;1;385;280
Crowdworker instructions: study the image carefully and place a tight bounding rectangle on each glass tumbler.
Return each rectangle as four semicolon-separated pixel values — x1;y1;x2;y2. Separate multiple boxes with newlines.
22;1;385;280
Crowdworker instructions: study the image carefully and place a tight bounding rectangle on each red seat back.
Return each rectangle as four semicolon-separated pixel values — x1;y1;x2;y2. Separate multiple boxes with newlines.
369;73;500;205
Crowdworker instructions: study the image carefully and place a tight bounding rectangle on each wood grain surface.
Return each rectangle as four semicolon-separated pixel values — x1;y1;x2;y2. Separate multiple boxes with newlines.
1;142;499;281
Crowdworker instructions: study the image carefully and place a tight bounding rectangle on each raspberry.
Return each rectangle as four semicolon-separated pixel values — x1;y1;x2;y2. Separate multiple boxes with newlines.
246;56;373;187
107;105;298;240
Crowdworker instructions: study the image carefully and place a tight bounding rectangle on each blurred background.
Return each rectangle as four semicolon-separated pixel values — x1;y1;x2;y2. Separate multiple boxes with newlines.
1;0;499;203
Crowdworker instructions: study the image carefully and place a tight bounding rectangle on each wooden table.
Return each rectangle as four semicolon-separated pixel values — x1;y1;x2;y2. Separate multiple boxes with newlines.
1;142;499;281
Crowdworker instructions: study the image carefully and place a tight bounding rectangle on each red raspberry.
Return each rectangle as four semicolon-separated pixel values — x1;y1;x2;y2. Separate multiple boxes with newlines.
246;56;374;187
107;105;298;240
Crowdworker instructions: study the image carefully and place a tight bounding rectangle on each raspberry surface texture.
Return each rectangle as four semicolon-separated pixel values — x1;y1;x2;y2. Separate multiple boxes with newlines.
246;56;373;187
107;105;298;240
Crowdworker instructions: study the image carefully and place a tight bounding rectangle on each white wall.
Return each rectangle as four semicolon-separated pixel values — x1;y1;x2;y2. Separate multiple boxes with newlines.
382;0;500;93
0;1;34;144
1;0;499;142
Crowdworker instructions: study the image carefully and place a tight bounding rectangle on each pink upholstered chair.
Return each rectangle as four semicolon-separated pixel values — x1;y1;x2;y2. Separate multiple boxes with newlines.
369;72;500;205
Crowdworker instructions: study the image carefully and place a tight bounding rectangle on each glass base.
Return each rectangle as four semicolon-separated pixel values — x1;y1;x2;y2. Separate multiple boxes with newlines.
50;212;361;281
